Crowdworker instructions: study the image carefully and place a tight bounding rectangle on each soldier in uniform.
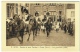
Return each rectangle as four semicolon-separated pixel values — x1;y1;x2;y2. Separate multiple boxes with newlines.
6;21;9;39
34;11;40;35
64;23;67;33
45;18;52;37
9;18;13;37
22;7;30;33
19;19;25;43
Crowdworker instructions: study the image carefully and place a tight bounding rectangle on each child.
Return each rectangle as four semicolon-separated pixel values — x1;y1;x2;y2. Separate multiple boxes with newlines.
56;22;59;32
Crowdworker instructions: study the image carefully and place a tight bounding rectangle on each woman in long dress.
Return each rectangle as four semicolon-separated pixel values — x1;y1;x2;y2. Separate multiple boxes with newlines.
56;22;59;32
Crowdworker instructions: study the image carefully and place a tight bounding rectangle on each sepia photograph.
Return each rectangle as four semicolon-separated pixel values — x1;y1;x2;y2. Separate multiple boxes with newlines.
6;3;75;46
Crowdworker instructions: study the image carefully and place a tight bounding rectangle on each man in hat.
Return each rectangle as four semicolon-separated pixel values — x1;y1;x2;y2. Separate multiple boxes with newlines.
35;11;39;21
34;11;41;35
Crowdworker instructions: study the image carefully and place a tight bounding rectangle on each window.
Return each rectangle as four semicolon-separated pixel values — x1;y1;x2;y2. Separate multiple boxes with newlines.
7;5;10;17
59;11;62;15
16;4;18;14
36;3;40;5
67;4;75;9
26;3;29;7
71;11;75;17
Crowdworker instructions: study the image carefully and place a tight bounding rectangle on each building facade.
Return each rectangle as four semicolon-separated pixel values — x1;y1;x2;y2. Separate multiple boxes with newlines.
6;3;75;22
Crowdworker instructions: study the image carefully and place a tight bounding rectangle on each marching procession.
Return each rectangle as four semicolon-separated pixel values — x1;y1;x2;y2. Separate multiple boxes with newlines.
6;4;75;44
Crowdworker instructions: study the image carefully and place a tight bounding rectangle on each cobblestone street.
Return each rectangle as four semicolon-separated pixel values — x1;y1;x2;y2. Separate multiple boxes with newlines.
6;29;75;46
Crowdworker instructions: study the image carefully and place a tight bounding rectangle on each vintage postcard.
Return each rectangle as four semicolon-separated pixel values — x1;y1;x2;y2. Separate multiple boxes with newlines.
1;1;80;52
